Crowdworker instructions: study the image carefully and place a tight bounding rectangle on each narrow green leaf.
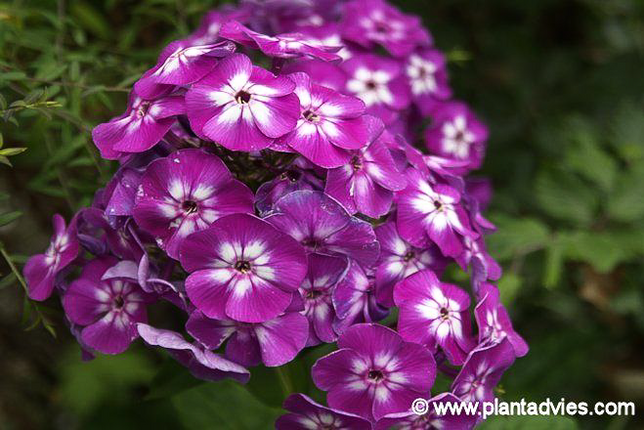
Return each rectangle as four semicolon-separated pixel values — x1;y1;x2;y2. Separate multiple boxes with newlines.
0;211;22;227
0;147;27;156
0;273;17;290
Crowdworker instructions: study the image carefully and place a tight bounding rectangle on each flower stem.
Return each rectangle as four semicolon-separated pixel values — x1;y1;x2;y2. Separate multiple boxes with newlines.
275;366;294;397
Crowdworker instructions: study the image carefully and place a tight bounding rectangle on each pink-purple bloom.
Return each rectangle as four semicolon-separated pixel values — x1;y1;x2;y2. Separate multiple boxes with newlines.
425;101;489;173
266;190;380;266
451;338;516;403
312;323;436;422
397;169;478;257
343;54;411;124
24;214;79;301
220;21;342;62
325;122;406;217
186;307;309;367
92;92;185;160
475;282;529;357
276;72;374;168
395;269;476;365
23;2;527;427
186;53;300;151
180;213;308;323
374;221;446;307
62;257;151;354
277;393;373;430
340;0;431;57
137;323;250;383
134;40;236;98
133;148;254;259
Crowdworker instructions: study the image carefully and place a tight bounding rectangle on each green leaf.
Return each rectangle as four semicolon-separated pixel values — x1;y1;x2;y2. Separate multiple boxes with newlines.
0;211;22;227
171;381;281;430
563;231;629;273
244;361;309;408
498;272;522;305
565;128;617;191
535;169;598;225
486;215;550;260
478;415;578;429
606;165;644;222
543;235;565;288
0;147;27;156
0;273;17;290
0;156;12;167
610;103;644;162
145;358;204;401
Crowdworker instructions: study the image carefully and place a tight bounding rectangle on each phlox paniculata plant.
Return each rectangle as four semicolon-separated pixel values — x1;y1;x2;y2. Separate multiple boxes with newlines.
24;0;527;427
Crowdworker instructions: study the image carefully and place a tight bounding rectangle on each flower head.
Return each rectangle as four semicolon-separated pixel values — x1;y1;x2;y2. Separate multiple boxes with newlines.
92;92;185;160
133;148;254;259
425;101;488;173
276;72;377;168
137;323;250;383
186;307;309;367
451;338;516;403
266;190;380;266
394;269;475;365
276;393;373;430
397;170;478;257
24;214;79;301
406;49;451;115
312;323;436;421
134;40;236;98
186;53;300;151
374;392;478;430
475;283;528;357
180;213;308;323
62;257;152;354
220;21;342;62
299;253;347;346
374;221;446;307
343;54;410;124
340;0;431;57
325;124;406;218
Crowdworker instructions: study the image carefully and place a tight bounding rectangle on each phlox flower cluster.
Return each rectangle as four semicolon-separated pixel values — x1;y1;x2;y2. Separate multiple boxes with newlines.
24;0;527;427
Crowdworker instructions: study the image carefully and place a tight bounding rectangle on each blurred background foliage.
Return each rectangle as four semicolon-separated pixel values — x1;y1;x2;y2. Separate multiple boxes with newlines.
1;0;643;429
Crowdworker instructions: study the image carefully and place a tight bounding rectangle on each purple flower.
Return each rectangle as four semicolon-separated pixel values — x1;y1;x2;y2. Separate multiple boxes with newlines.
276;393;373;430
62;257;152;355
406;49;451;115
374;220;446;307
312;323;436;422
456;236;502;287
374;392;478;430
283;58;347;92
299;253;347;346
397;169;478;257
24;214;79;301
220;21;341;62
179;213;308;323
475;283;528;357
340;0;431;57
451;338;516;403
333;261;389;334
185;53;300;151
425;101;488;173
134;40;236;98
188;8;251;45
137;323;250;383
92;92;185;160
394;269;475;365
255;163;324;216
104;167;144;220
265;190;380;267
325;122;406;218
186;307;309;367
133;149;254;259
276;72;373;168
343;54;411;124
